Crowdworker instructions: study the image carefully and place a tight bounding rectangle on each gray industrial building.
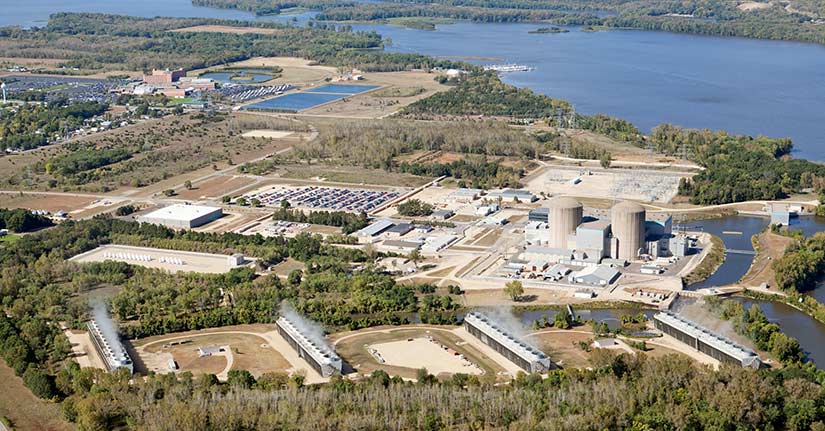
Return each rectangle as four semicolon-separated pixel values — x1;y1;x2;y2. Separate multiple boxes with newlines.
528;207;549;223
464;312;554;373
653;312;763;369
276;315;343;378
487;188;538;203
87;319;133;374
138;204;222;229
356;219;395;242
525;198;678;262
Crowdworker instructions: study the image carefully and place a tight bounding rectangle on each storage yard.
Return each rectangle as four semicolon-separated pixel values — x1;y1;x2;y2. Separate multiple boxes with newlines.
69;245;252;274
524;165;687;203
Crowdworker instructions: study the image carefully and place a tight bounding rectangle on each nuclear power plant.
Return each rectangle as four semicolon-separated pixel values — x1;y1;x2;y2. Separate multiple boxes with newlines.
525;198;682;264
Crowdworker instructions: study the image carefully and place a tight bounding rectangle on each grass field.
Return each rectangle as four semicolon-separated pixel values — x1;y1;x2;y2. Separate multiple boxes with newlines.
0;359;71;431
276;164;432;188
0;234;21;243
134;326;292;378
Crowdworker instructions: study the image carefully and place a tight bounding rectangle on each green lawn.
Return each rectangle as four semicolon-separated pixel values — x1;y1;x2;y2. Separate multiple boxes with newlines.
0;234;20;243
165;97;195;106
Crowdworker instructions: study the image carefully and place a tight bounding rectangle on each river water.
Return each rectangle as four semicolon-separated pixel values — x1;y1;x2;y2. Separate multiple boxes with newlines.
5;1;825;159
685;215;825;364
350;22;825;161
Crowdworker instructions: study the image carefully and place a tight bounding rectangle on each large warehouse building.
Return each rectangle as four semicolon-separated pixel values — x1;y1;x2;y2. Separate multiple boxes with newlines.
138;204;223;229
653;312;763;369
87;319;134;374
464;311;553;374
276;315;343;378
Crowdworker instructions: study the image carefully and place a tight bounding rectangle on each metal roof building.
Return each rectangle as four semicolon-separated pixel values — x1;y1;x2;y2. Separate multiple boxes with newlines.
653;312;762;369
138;204;223;229
569;265;620;286
355;219;395;237
276;316;342;378
464;311;553;373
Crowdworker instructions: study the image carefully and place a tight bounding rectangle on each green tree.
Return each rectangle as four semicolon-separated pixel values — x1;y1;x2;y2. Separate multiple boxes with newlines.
504;280;524;302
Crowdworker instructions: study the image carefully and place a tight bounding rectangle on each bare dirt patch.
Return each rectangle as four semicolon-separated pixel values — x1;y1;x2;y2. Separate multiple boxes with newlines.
0;192;97;213
241;130;294;139
737;2;772;11
332;326;505;381
0;358;71;431
171;25;284;35
740;230;794;288
134;326;292;377
176;175;257;200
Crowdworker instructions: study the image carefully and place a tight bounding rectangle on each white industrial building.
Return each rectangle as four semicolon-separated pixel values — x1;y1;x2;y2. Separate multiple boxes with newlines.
138;204;223;229
486;188;537;203
356;219;395;243
422;235;458;253
568;265;621;286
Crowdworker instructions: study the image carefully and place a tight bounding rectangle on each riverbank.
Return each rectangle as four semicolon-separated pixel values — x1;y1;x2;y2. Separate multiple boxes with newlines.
684;234;725;285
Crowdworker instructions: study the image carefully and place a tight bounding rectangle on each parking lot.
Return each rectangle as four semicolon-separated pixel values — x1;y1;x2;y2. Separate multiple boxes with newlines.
242;186;401;213
1;75;122;103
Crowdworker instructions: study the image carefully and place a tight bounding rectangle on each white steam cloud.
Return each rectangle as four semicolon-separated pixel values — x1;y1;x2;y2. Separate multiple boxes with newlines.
279;302;331;350
90;300;125;357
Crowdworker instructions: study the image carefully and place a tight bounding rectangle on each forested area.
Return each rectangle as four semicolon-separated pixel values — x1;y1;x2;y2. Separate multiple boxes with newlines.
40;353;825;430
271;207;368;233
0;208;52;233
397;158;523;189
0;101;107;151
293;118;537;187
656;124;825;204
316;3;602;24
0;13;465;73
773;232;825;293
401;73;574;120
192;0;825;45
0;216;460;396
193;0;352;16
705;297;804;365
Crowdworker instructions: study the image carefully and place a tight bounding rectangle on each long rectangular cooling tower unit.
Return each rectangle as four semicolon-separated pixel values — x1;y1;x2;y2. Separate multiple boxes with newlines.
464;311;553;374
653;311;762;369
87;319;134;374
276;316;342;378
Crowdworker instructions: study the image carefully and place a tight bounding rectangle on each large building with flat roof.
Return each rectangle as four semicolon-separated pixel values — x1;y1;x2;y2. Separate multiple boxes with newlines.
138;204;223;229
653;312;763;369
464;311;553;373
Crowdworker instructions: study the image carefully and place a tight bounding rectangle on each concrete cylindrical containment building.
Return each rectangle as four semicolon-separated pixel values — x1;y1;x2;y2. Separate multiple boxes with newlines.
548;197;583;249
611;201;646;260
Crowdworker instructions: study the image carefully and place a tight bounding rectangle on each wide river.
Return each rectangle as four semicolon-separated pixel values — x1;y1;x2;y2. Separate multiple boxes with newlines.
5;0;825;159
